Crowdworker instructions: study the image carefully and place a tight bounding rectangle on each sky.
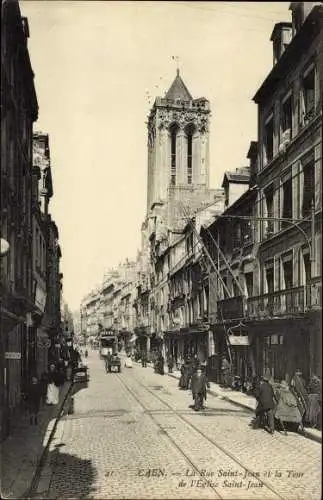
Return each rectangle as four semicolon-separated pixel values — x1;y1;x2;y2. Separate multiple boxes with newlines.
20;0;289;312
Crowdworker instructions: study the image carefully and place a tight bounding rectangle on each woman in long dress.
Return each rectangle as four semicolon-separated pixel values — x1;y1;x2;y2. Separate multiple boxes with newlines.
275;380;303;435
46;364;61;405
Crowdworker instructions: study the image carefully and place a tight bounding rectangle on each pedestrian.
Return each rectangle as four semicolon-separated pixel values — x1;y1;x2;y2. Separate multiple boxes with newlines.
27;375;42;425
290;369;309;421
46;363;61;405
40;371;48;408
275;380;304;435
167;355;174;374
179;359;190;389
306;374;322;428
221;356;231;387
191;365;210;411
141;351;147;368
156;352;164;375
253;370;276;434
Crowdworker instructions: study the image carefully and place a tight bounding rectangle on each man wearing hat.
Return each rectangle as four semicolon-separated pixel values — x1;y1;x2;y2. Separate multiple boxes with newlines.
254;369;276;434
191;364;210;411
291;369;308;420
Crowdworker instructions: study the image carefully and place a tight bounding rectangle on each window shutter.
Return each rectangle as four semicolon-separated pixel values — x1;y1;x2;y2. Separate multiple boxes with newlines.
292;162;299;219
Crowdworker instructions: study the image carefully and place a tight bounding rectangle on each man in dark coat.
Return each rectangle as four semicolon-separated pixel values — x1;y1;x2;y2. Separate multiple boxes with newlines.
191;366;210;411
27;376;42;424
254;374;276;434
291;369;308;419
141;351;147;368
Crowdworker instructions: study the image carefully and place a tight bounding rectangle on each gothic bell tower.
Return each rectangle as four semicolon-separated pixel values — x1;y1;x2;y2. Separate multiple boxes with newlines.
146;70;211;216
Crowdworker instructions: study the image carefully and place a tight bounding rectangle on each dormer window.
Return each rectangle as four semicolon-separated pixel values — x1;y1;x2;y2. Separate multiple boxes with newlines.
270;23;292;65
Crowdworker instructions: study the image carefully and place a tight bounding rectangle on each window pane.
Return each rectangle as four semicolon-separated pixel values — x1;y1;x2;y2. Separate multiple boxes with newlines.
302;160;315;217
282;179;292;227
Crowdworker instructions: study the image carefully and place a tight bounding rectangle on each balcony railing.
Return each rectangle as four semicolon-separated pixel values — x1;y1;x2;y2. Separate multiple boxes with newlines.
247;286;306;319
217;296;245;321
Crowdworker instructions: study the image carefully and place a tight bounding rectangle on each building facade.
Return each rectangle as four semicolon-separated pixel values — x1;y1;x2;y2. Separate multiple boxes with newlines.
1;1;39;439
250;2;322;382
201;2;322;384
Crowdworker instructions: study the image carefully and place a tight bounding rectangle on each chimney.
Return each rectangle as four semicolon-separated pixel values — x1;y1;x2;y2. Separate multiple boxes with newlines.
270;22;293;66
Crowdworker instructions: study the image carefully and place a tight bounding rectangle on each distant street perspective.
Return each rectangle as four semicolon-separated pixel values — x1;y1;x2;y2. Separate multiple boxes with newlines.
31;350;321;500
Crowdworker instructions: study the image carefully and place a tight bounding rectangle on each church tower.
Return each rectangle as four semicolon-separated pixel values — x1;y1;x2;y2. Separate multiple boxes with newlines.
146;71;211;217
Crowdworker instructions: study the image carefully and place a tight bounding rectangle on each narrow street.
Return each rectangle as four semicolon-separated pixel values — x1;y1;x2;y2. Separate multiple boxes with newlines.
32;351;321;500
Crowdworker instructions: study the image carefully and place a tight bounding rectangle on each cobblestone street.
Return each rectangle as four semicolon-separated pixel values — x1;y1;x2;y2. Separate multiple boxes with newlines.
32;352;321;500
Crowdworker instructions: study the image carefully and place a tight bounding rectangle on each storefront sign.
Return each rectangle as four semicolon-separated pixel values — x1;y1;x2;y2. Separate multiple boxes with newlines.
5;352;21;360
229;335;249;346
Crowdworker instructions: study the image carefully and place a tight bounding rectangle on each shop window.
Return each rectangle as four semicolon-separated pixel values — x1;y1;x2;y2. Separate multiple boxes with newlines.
282;178;292;228
264;115;274;164
302;159;315;218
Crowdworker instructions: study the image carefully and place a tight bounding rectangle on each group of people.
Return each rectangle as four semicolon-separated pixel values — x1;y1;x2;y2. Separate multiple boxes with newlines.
252;368;322;435
24;347;85;425
24;363;65;425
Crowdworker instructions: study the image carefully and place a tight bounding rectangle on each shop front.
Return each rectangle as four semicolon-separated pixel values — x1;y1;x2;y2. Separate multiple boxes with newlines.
134;327;151;357
209;323;252;384
118;329;132;352
249;317;310;383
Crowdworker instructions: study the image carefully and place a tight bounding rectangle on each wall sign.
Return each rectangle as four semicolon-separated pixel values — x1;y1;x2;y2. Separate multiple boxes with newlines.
5;352;22;360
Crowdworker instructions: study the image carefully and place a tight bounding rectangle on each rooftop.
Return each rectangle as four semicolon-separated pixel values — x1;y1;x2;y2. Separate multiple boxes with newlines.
222;167;250;186
253;4;323;103
165;70;193;101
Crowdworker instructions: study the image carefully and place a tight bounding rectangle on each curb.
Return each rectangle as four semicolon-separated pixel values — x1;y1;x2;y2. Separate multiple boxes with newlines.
25;381;73;498
166;372;322;444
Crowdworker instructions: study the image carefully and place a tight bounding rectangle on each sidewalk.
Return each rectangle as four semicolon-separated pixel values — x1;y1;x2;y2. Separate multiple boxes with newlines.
1;381;72;499
141;361;321;444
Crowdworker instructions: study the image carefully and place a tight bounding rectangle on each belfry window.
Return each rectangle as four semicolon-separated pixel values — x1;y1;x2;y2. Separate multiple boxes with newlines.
186;124;194;185
170;124;178;186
